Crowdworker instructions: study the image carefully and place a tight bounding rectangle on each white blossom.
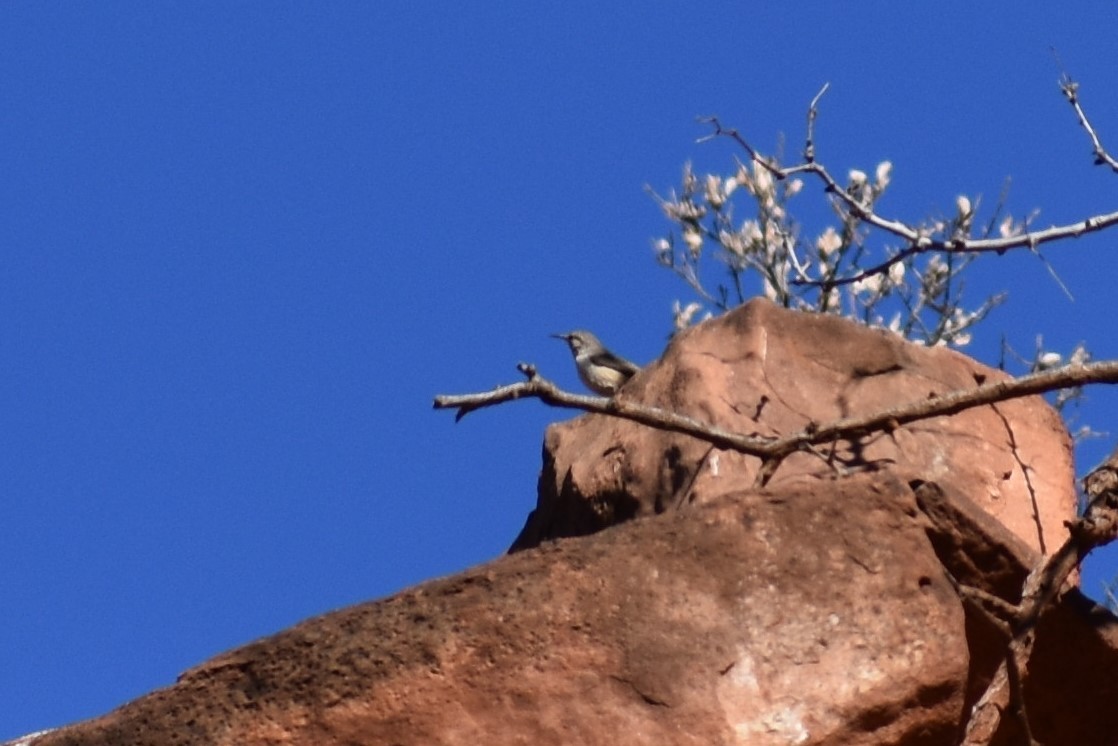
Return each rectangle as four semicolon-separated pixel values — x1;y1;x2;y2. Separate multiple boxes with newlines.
764;221;781;247
1037;351;1063;369
956;195;972;218
924;254;948;282
742;220;764;244
705;174;726;209
785;178;804;197
852;274;884;295
662;198;706;223
848;169;867;186
875;161;893;190
719;230;747;258
753;161;774;197
735;162;753;193
672;300;704;332
682;227;703;256
887;261;905;284
682;162;697;191
998;216;1022;239
816;226;842;257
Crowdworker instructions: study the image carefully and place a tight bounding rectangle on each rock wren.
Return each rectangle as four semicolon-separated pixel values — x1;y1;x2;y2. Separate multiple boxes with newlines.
551;330;639;396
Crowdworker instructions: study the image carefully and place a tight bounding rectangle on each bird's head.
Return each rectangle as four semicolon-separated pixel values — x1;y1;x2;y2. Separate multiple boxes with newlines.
551;330;601;355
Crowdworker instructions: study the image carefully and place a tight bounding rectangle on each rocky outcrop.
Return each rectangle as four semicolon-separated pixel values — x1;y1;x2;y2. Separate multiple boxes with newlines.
16;300;1116;746
22;475;970;745
514;298;1074;555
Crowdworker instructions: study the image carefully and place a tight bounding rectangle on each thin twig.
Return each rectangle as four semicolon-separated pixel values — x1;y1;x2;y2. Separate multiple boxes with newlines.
803;82;830;163
991;402;1047;554
1060;73;1118;173
696;99;1118;290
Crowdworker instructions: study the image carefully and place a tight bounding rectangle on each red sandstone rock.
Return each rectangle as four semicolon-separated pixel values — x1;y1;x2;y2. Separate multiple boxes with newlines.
21;475;971;746
13;301;1116;746
514;298;1075;556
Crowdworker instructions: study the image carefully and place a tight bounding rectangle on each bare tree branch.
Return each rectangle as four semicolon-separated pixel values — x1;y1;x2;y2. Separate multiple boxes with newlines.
436;358;1118;487
692;76;1118;292
1060;73;1118;173
959;450;1118;744
434;363;779;458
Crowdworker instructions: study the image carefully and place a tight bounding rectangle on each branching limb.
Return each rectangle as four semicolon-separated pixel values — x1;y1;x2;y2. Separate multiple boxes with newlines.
764;359;1118;459
819;209;1118;289
695;76;1118;292
699;116;925;247
434;364;780;458
960;451;1118;744
436;359;1118;486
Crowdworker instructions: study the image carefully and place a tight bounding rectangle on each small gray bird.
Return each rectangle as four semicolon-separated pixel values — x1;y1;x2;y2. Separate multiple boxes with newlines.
551;329;640;396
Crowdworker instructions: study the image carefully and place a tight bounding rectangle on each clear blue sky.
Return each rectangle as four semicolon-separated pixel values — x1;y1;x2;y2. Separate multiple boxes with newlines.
3;3;1118;739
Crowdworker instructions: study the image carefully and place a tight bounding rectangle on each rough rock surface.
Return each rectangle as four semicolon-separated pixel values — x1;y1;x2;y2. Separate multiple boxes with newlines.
25;475;969;746
15;301;1117;746
513;298;1075;555
913;480;1118;745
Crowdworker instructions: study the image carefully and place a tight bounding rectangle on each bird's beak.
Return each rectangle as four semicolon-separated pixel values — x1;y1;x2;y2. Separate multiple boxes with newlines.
550;333;569;341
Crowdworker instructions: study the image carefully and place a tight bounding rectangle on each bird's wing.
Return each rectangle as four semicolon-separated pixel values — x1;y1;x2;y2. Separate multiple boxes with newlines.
589;349;640;376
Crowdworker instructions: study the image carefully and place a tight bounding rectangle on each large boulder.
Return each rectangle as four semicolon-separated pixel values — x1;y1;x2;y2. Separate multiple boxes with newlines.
21;475;971;746
514;298;1075;556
